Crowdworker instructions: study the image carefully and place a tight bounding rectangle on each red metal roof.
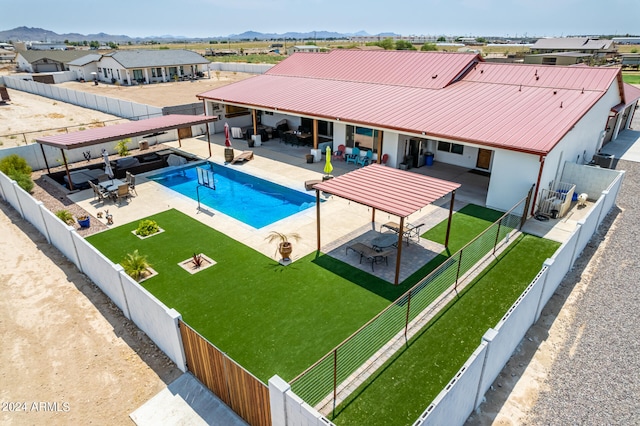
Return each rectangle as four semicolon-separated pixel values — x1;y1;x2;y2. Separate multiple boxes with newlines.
623;82;640;105
197;50;624;155
268;50;480;89
313;163;460;217
37;115;217;149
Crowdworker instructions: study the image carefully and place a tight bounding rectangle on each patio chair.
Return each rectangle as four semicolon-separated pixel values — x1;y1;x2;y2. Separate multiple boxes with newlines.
346;242;393;272
356;150;373;167
126;171;137;195
111;183;130;204
332;144;345;161
89;181;109;204
381;222;425;244
345;147;360;165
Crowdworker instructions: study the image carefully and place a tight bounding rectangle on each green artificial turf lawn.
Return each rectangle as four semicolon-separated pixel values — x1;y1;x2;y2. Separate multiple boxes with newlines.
329;234;560;426
86;209;405;382
622;73;640;84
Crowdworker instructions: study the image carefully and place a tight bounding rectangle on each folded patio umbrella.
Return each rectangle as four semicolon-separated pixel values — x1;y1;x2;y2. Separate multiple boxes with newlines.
324;145;333;175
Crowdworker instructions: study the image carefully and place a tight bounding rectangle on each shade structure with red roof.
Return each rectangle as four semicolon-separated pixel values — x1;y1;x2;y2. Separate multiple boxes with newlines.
36;114;217;190
313;164;461;285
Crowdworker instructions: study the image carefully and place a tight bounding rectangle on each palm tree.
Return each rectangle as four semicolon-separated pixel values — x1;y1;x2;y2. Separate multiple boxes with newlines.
121;250;151;281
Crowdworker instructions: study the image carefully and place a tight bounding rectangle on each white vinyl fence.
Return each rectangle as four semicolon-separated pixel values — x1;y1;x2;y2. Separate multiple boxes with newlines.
414;168;625;426
0;171;187;372
2;76;162;119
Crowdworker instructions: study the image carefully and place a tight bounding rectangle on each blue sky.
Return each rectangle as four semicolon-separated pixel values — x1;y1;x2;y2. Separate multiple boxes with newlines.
1;0;637;39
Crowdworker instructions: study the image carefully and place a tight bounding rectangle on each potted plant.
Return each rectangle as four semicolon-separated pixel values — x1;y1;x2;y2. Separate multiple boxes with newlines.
77;215;90;228
265;231;301;261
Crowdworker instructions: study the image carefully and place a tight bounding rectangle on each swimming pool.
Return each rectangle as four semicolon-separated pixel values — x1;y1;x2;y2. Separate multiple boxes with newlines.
148;162;317;228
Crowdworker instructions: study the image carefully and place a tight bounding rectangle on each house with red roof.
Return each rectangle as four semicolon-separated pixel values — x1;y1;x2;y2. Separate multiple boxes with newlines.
197;50;640;212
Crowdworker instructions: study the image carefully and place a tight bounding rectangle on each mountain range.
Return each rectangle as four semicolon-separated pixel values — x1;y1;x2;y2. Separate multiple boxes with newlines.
0;26;397;43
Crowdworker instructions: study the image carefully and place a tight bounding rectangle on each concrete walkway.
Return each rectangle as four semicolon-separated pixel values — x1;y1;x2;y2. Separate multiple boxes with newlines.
130;373;247;426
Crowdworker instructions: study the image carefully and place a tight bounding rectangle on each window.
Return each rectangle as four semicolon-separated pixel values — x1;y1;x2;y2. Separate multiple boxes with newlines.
437;141;464;155
224;104;250;118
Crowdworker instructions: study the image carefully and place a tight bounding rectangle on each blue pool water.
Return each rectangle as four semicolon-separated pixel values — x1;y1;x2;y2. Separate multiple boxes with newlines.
148;162;317;228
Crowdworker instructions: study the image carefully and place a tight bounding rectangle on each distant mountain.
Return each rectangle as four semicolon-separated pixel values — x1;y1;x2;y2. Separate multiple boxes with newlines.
0;26;397;44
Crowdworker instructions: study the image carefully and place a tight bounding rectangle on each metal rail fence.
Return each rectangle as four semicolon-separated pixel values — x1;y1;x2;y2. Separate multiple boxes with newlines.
290;193;532;414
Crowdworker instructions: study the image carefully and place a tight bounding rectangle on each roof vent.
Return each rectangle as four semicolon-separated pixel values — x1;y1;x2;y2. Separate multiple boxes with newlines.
553;90;557;95
431;74;438;79
480;69;484;74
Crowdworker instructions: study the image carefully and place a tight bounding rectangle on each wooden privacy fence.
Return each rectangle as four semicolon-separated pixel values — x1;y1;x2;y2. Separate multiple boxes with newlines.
179;321;271;426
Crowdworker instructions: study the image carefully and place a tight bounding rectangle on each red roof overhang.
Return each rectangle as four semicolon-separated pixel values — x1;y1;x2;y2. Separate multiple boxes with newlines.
314;163;461;218
36;115;217;150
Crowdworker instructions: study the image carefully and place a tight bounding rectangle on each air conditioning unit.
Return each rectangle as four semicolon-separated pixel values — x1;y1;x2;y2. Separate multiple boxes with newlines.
593;153;614;169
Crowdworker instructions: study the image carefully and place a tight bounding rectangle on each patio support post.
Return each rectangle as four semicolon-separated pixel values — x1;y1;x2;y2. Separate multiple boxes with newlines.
252;109;257;138
445;189;456;249
205;115;212;158
40;143;50;174
394;216;405;285
371;207;375;223
61;148;73;191
376;131;384;163
316;189;321;251
313;119;318;149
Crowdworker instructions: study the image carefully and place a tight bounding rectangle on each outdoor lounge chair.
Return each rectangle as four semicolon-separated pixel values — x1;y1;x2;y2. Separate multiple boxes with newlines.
346;242;393;272
345;147;360;164
381;221;425;244
230;151;254;164
356;150;373;167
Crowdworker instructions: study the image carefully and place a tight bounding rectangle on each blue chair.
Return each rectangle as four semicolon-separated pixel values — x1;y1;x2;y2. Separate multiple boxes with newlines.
345;147;360;164
357;150;373;167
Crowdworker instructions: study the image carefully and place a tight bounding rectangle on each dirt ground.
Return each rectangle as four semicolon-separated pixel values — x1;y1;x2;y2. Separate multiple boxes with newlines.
0;68;253;148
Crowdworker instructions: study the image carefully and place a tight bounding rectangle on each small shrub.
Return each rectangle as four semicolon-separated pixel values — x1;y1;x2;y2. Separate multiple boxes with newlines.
121;250;151;281
0;154;34;193
115;138;130;156
135;219;160;236
55;209;75;225
192;253;204;268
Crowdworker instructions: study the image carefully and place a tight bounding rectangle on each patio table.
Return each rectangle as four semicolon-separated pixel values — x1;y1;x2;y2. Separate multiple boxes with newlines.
99;179;125;194
371;233;398;250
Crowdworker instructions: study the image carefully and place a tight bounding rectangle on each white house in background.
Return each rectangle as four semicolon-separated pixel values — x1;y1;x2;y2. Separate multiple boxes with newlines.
196;49;640;213
14;49;96;72
286;45;321;55
67;53;102;81
95;49;210;84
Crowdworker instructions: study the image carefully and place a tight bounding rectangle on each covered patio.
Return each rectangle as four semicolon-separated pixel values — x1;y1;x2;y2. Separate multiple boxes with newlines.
313;164;461;284
36;114;218;190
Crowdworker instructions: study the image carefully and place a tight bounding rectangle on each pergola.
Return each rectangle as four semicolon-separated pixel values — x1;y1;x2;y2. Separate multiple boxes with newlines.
313;164;461;285
36;114;217;190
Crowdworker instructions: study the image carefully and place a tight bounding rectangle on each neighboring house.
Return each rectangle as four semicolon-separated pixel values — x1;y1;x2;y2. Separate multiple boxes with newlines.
0;48;15;62
196;49;640;212
612;37;640;45
29;42;68;50
524;51;593;66
67;53;102;81
286;45;321;55
14;49;92;73
621;53;640;68
530;37;617;59
96;49;210;85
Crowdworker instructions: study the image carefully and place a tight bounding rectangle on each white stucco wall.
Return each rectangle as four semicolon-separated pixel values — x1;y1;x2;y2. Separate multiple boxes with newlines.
486;149;540;211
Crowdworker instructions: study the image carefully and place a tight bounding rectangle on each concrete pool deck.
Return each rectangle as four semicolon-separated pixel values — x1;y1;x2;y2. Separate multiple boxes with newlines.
69;136;480;282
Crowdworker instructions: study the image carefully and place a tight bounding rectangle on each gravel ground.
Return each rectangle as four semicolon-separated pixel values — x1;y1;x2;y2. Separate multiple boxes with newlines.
527;158;640;424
